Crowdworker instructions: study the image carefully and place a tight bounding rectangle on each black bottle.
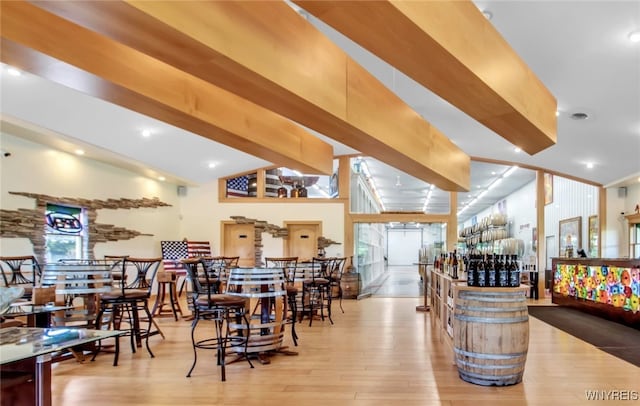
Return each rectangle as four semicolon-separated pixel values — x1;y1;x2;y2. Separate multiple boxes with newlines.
467;255;476;287
487;254;496;287
477;254;487;287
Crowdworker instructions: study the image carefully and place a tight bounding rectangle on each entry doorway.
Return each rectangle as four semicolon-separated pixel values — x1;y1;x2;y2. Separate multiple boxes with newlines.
284;221;322;262
222;222;255;267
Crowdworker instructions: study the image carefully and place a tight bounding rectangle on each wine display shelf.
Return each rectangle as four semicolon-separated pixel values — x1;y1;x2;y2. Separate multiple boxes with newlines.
430;268;464;358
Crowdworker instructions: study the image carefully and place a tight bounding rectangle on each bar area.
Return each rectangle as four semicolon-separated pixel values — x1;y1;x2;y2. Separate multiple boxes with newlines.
552;257;640;328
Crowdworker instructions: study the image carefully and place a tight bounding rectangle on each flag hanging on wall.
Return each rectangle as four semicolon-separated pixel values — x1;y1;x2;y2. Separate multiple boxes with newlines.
226;175;249;197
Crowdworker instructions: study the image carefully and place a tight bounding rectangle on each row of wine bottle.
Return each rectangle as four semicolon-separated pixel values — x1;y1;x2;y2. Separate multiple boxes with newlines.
466;254;521;287
435;251;522;287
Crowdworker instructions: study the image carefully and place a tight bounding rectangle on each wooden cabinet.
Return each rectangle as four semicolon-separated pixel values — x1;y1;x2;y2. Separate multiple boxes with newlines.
626;213;640;259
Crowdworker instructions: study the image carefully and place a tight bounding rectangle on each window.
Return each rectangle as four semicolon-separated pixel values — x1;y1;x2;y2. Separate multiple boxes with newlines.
45;203;88;263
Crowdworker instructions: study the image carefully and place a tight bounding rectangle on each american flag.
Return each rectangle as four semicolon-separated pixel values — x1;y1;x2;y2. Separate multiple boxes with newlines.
226;175;249;197
160;240;188;273
161;240;212;273
187;241;211;258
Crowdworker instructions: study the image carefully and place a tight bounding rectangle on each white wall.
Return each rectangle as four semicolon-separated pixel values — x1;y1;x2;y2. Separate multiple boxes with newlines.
0;133;180;259
1;133;346;264
606;182;640;258
179;180;345;260
387;229;422;265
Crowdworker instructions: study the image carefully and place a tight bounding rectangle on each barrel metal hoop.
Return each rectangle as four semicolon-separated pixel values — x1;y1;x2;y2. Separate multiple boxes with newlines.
458;295;527;303
454;347;528;360
456;358;525;370
459;370;523;381
455;305;528;313
454;314;529;323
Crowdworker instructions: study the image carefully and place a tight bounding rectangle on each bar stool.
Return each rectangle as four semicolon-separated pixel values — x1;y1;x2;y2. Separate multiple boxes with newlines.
182;258;253;381
152;270;183;320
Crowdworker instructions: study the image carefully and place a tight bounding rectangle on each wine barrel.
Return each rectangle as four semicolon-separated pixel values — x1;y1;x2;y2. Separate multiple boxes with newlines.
341;272;360;299
225;267;287;354
453;285;529;386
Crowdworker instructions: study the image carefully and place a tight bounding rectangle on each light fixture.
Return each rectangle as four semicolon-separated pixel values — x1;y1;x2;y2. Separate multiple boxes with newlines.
158;176;166;181
629;30;640;43
482;10;493;20
395;176;402;187
586;162;594;169
502;166;518;178
513;147;522;153
555;110;560;117
141;129;152;138
570;112;589;120
208;162;216;169
74;149;85;156
6;67;21;76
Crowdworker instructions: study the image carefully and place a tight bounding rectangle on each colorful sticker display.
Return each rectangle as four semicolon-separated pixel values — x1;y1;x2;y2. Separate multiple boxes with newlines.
553;264;640;313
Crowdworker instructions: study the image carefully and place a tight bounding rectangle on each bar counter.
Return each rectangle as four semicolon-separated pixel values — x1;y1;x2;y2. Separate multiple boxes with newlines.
551;257;640;328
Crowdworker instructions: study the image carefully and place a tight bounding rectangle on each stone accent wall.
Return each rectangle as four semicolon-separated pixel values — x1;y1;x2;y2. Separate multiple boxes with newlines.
230;216;288;266
1;192;171;264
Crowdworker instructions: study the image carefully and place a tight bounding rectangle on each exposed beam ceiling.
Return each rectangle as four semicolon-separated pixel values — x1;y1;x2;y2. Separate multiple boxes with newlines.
1;1;334;176
295;0;557;155
27;0;471;191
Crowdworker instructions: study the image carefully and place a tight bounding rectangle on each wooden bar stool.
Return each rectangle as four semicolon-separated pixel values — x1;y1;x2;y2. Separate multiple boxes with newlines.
152;270;183;320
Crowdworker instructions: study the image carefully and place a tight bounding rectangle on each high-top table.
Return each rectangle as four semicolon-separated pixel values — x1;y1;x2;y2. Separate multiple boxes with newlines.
1;327;121;406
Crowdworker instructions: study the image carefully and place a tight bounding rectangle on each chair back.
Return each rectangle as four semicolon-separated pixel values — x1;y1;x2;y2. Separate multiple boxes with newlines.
311;257;334;281
121;257;162;297
330;257;347;281
0;256;41;287
265;257;298;285
221;256;239;268
181;257;220;309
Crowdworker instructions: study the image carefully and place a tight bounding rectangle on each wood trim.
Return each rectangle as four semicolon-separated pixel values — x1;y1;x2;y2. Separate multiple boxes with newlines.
447;192;458;251
471;156;603;188
598;186;606;258
536;170;546;299
351;213;451;224
218;197;347;204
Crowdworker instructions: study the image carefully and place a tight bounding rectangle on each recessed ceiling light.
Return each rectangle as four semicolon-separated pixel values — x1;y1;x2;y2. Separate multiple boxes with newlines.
158;176;166;181
629;30;640;43
491;171;496;175
74;149;85;156
514;147;522;153
570;112;589;120
6;67;21;76
208;162;217;169
141;129;152;138
555;110;560;117
586;162;594;169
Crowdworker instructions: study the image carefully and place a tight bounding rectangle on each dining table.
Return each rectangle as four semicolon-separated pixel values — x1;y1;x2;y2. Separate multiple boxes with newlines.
0;327;121;406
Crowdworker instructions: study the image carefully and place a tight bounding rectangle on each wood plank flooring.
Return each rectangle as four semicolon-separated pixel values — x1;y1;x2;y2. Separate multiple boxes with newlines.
49;296;638;406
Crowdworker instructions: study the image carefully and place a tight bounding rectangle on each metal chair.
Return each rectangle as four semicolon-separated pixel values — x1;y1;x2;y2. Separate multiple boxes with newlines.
301;257;334;326
93;257;162;366
265;257;299;346
182;258;253;381
0;256;41;299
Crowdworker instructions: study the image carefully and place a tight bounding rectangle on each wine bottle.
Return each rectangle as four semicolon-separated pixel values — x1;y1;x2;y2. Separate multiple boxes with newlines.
467;254;476;287
497;254;508;287
477;254;487;287
487;254;496;287
452;250;459;280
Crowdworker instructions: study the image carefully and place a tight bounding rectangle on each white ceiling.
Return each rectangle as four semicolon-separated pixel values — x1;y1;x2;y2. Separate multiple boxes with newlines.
1;1;639;224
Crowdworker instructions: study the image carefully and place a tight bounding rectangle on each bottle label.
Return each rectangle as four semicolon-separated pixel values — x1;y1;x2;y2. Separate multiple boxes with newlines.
477;270;486;287
488;270;497;287
498;269;508;287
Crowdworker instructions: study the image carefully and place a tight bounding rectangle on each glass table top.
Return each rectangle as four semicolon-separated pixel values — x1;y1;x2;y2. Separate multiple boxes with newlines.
0;327;121;365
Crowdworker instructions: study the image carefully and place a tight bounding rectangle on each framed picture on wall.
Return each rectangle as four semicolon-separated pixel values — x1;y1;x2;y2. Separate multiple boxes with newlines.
559;216;581;258
544;173;553;205
588;215;598;258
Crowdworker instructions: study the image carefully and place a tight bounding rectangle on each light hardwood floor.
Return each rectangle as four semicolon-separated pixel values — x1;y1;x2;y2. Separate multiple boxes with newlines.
50;297;638;406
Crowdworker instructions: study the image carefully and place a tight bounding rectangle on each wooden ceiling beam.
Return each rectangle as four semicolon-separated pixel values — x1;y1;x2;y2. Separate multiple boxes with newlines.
0;2;333;176
295;0;557;155
30;1;469;191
